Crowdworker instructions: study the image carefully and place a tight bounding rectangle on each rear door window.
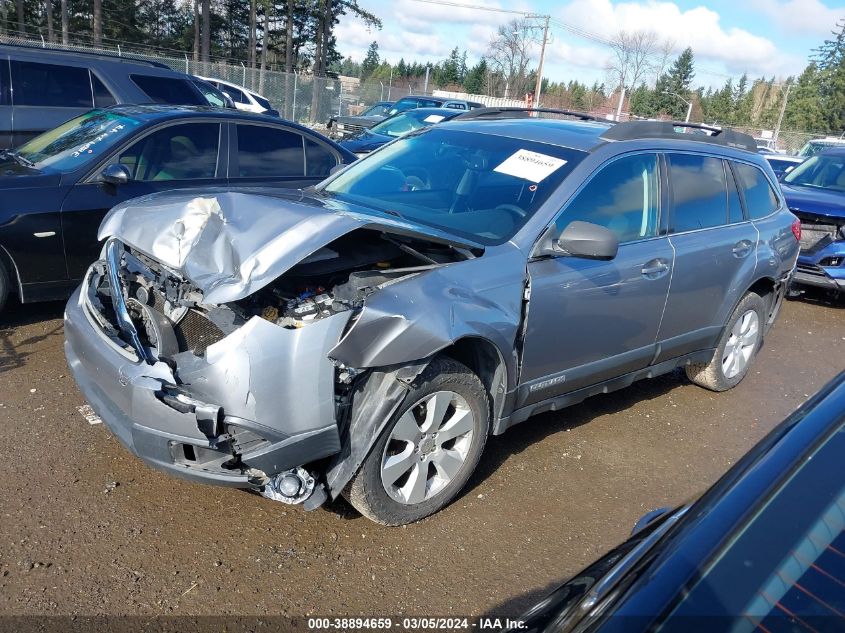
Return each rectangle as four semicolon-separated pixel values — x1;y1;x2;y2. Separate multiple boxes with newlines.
130;75;205;105
667;153;729;233
305;137;337;177
11;60;92;107
117;122;220;181
734;162;780;219
556;153;660;243
235;124;305;178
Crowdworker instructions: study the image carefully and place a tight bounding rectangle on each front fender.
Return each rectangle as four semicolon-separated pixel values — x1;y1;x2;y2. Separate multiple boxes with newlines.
328;246;527;392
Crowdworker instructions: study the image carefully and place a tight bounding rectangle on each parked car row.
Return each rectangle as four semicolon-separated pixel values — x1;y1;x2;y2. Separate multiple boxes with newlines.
0;43;279;150
327;95;484;139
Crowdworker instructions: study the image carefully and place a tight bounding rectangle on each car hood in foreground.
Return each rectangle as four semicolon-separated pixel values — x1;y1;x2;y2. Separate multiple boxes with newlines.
98;188;483;304
0;169;62;188
338;130;393;153
781;183;845;219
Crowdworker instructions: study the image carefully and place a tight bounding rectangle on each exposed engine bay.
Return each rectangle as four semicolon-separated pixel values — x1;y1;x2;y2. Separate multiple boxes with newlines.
230;230;467;329
89;228;470;359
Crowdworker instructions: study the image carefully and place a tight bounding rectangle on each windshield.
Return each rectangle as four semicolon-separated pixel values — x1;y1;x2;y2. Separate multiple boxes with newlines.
782;153;845;191
798;140;845;158
15;110;143;172
371;111;451;138
320;127;586;245
662;420;845;630
361;103;390;117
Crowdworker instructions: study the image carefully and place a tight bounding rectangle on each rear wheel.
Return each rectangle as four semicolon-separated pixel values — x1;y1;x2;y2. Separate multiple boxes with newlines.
685;292;765;392
344;357;489;526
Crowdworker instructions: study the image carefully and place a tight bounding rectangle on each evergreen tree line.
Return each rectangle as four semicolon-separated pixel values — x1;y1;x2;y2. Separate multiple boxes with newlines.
0;0;379;76
339;21;845;136
5;2;845;134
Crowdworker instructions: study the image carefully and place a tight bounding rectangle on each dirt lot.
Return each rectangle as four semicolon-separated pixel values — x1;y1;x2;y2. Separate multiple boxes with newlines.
0;296;842;622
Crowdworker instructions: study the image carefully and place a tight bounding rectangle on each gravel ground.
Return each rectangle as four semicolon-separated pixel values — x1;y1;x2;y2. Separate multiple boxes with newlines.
0;295;842;622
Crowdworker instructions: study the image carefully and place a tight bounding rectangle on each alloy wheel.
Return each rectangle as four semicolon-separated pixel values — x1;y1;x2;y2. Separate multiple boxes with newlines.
380;391;475;505
722;309;760;379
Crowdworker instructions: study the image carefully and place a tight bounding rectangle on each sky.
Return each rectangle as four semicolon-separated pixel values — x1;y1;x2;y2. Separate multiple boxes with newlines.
335;0;845;89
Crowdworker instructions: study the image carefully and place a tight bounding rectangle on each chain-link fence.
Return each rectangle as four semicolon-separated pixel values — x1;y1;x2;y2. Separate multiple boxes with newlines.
0;34;403;128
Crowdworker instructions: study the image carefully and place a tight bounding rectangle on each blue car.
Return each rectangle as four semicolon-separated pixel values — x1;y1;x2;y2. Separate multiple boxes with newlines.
780;147;845;297
338;107;463;157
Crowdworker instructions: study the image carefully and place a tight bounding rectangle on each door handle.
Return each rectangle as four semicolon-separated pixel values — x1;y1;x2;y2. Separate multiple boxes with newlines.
732;240;753;258
641;259;669;277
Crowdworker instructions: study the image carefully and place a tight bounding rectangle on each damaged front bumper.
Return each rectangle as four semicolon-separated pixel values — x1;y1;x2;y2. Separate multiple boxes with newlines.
793;213;845;294
63;265;347;490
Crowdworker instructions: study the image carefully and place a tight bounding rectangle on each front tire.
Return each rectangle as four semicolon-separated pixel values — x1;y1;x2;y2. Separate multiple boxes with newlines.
344;357;489;526
685;292;766;392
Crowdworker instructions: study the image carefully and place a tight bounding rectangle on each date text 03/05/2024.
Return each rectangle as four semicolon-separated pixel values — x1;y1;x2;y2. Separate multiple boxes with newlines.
306;617;527;630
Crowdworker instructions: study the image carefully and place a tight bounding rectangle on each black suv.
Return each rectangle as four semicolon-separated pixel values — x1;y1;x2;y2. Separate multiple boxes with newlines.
0;44;209;149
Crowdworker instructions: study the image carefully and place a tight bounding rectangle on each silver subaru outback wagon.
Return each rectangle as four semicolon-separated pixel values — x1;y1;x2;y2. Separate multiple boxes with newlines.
64;113;801;525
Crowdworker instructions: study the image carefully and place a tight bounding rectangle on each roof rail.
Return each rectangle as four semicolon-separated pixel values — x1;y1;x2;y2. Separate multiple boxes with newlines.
453;107;612;123
0;40;170;69
600;120;758;152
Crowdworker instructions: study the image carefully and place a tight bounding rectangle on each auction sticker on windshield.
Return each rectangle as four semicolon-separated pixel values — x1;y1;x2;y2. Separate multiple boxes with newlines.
423;114;446;123
494;149;567;183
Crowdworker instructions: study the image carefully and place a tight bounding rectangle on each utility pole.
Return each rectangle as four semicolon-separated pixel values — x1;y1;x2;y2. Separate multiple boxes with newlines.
532;14;550;108
774;83;792;146
423;65;430;95
615;74;626;122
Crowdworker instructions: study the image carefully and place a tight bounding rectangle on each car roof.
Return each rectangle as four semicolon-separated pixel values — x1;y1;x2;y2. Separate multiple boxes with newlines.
442;117;613;152
818;146;845;156
439;113;761;157
0;42;170;69
196;76;266;98
764;154;803;162
398;107;463;117
102;104;318;132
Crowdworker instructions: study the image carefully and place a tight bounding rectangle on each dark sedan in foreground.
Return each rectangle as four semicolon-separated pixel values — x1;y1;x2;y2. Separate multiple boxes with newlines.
0;105;354;312
506;370;845;632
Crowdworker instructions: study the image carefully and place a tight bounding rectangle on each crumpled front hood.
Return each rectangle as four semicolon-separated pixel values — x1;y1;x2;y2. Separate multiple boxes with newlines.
98;188;482;304
781;183;845;219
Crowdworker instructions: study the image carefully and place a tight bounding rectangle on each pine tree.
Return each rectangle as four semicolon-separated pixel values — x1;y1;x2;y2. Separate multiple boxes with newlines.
361;41;380;80
813;19;845;130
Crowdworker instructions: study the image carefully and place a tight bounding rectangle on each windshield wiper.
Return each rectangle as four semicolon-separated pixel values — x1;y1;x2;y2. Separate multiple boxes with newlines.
0;149;35;168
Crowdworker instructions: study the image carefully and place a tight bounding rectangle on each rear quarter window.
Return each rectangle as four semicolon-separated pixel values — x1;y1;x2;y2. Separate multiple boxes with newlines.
734;162;780;220
668;153;729;232
130;74;205;105
11;60;92;107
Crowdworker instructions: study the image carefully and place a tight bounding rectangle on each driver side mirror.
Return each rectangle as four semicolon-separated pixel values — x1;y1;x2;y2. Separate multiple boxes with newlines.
556;221;619;260
100;163;131;186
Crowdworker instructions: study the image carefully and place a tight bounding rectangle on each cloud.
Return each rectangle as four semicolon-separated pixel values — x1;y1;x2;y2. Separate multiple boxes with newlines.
334;19;454;63
557;0;801;79
751;0;845;37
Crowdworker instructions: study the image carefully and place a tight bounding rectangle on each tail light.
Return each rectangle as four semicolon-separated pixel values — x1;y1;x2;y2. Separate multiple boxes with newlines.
791;218;801;242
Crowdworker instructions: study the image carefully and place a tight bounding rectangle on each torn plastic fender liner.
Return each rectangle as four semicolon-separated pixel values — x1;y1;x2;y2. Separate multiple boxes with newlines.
324;358;432;498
